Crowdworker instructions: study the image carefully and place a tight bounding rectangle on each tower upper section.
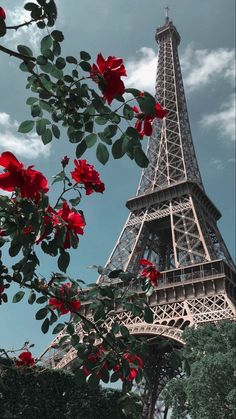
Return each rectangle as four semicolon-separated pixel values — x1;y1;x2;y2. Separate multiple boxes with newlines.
137;18;203;195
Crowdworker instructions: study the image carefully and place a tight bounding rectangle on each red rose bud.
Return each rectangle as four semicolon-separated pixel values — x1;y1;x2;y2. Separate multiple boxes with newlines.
0;7;6;20
61;155;70;168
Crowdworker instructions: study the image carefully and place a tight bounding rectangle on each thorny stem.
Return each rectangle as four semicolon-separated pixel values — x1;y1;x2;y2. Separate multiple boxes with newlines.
0;44;36;62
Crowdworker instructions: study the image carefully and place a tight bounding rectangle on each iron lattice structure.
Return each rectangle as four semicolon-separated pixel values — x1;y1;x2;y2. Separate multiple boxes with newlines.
41;18;236;412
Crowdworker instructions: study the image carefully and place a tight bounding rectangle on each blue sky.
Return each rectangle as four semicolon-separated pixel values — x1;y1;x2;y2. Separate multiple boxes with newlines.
0;0;235;356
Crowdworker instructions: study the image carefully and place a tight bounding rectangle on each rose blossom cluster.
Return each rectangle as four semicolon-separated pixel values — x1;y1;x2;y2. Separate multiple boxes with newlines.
15;351;35;367
139;259;161;287
83;345;143;382
49;283;81;315
0;152;105;249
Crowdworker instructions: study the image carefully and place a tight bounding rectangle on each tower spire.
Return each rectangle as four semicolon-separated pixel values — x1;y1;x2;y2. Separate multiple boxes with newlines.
164;5;170;23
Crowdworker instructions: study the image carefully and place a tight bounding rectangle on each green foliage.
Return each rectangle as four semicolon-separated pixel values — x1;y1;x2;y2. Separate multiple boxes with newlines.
0;359;140;419
163;322;236;419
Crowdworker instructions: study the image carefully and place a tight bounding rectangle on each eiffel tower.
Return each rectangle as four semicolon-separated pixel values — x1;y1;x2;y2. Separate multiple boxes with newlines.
41;12;236;417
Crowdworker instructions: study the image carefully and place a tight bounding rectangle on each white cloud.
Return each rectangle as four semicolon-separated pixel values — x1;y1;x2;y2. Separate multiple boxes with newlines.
4;1;41;50
0;112;51;159
181;46;235;91
200;94;235;142
126;47;157;93
209;158;224;170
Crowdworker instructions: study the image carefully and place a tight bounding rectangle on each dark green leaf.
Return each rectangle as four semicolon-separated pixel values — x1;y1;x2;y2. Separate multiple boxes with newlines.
41;318;50;334
120;325;130;338
9;242;21;257
79;61;91;72
126;126;140;140
112;138;125;159
85;133;97;148
52;124;60;138
96;143;109;165
18;120;35;134
12;291;25;303
42;128;53;145
137;93;156;116
76;140;87;158
36;118;48;135
144;306;154;323
66;56;78;64
80;51;91;61
35;307;48;320
134;147;149;168
17;45;33;57
26;97;38;105
108;269;124;278
36;296;48;304
123;104;134;120
28;291;36;305
52;323;65;334
125;88;141;97
51;30;64;42
41;35;52;55
58;251;70;273
56;57;66;69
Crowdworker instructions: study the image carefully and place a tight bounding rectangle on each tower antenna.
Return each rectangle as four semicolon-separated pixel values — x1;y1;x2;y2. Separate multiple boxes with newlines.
164;6;170;22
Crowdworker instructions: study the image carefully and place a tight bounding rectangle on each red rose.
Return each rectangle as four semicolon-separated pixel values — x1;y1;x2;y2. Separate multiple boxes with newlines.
91;53;126;104
52;201;85;249
71;159;105;196
0;152;48;201
139;259;161;286
113;353;143;381
15;351;35;367
132;102;168;137
49;283;81;315
0;7;6;19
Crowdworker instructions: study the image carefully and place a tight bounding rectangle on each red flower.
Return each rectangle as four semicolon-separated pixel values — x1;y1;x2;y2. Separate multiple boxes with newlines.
49;283;81;315
82;346;108;377
0;7;6;19
132;102;168;137
15;351;35;367
91;53;126;104
61;155;70;168
113;353;143;382
71;159;105;195
0;285;4;295
53;201;85;249
139;259;161;286
0;152;48;201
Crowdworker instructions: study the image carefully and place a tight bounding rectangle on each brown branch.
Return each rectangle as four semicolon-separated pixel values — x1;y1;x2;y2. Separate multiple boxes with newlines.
0;44;36;62
6;18;38;31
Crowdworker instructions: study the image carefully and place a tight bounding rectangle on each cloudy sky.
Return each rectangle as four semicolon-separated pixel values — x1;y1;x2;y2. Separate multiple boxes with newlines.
0;0;235;356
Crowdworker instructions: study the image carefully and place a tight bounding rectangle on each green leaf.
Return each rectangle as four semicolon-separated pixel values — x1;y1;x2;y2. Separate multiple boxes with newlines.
35;307;48;320
80;51;91;61
126;126;140;140
79;61;91;72
123;104;134;120
42;128;53;145
85;133;97;148
41;318;50;334
125;88;141;97
144;306;154;323
18;120;35;134
108;269;124;279
66;56;78;64
31;104;42;117
28;291;36;305
56;57;66;70
67;323;75;335
26;97;38;105
12;291;25;303
52;323;65;334
9;242;21;257
96;143;109;165
17;44;33;57
88;373;100;388
51;30;64;42
36;296;48;304
112;138;125;159
134;147;149;168
69;197;81;207
52;124;60;139
36;118;47;135
137;93;156;116
41;35;52;55
50;65;63;79
58;251;70;273
120;325;130;338
110;370;121;383
76;140;87;158
95;116;108;125
37;55;48;65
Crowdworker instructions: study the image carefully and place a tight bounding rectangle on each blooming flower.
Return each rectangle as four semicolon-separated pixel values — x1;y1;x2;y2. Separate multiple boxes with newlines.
15;351;35;367
91;53;126;104
53;201;85;249
113;353;143;381
71;159;105;195
0;7;6;19
49;283;81;315
139;259;161;286
0;152;48;201
82;346;108;377
132;102;168;137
